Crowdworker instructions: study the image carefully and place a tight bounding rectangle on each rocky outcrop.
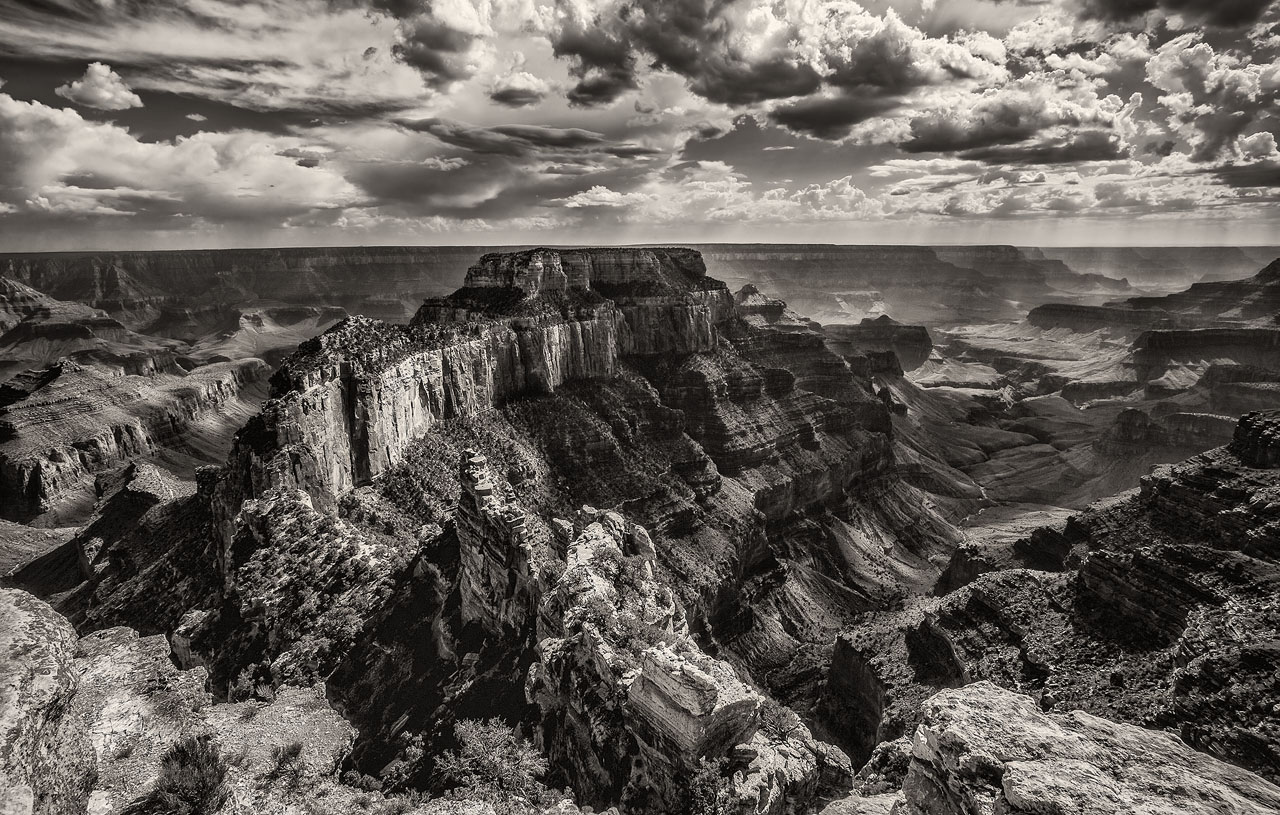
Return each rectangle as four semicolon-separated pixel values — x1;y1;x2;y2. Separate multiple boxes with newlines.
0;358;270;521
211;249;735;532
0;588;361;815
898;682;1280;815
824;317;932;372
0;589;91;815
1232;411;1280;469
438;449;852;812
824;412;1280;782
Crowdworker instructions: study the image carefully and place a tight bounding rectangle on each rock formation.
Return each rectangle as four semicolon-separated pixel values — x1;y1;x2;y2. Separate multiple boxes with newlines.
33;247;970;813
0;358;270;522
895;682;1280;815
0;587;362;815
822;411;1280;781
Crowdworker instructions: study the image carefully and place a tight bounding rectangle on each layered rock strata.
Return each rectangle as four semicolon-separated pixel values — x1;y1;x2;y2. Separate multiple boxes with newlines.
822;411;1280;780
0;358;270;521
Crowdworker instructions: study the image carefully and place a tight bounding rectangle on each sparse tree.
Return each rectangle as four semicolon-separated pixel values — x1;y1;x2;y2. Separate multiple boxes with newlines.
437;718;550;809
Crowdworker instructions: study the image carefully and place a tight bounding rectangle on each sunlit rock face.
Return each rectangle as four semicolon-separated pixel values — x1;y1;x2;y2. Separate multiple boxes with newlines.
896;682;1280;815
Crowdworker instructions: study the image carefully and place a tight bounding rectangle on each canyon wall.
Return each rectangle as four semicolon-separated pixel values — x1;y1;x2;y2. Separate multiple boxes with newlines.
0;358;270;521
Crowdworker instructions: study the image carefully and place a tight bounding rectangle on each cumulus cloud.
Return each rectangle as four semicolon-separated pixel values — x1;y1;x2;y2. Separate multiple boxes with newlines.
489;69;551;108
0;91;358;224
55;62;142;110
902;77;1135;156
1146;33;1280;161
545;0;1006;116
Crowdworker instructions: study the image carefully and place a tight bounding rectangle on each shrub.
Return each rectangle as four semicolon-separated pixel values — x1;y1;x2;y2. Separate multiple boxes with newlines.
685;757;730;815
263;740;306;788
118;735;229;815
436;719;550;810
229;669;255;702
758;697;803;741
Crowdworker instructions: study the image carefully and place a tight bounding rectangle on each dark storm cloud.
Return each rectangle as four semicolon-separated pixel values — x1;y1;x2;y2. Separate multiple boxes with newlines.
903;111;1045;153
957;130;1128;164
1079;0;1276;27
391;16;478;89
399;118;660;160
551;20;638;107
767;94;901;140
551;0;820;107
1215;160;1280;187
489;86;546;108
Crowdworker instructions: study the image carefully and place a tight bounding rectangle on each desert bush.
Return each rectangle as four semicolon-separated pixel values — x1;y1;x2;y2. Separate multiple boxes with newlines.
685;757;731;815
437;719;550;811
229;669;255;702
118;735;229;815
263;740;306;788
758;696;803;741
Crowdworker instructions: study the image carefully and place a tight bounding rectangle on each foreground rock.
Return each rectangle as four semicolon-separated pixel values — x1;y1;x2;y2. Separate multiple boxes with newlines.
898;681;1280;815
0;587;359;815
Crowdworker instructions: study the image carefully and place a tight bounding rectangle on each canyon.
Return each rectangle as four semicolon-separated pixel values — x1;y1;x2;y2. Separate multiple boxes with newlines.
1;245;1278;815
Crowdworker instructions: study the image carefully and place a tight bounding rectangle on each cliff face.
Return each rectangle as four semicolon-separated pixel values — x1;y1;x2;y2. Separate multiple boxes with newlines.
0;358;270;522
821;411;1280;781
134;247;965;811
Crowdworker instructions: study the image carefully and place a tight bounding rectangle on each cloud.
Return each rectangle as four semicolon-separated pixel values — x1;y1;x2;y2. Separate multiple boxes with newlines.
553;161;883;224
1077;0;1276;27
1146;33;1280;161
768;93;903;140
54;62;142;110
185;113;207;121
901;75;1136;159
546;0;1005;115
0;0;440;114
0;91;358;225
489;70;550;108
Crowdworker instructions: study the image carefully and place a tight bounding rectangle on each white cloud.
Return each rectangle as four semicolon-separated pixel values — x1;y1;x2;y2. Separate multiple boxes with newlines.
0;92;359;223
186;113;207;122
55;62;142;110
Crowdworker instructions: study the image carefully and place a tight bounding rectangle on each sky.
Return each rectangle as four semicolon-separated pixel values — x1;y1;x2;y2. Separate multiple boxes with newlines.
0;0;1276;250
